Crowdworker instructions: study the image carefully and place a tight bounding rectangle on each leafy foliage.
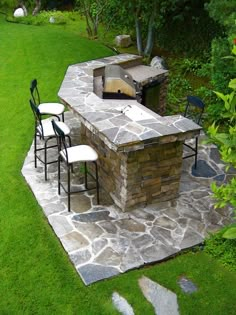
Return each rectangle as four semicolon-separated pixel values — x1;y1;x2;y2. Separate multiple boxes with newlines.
7;10;79;25
210;37;235;92
179;58;202;75
204;228;236;271
102;0;173;57
205;0;236;29
157;0;223;56
207;46;236;239
75;0;107;37
166;73;192;114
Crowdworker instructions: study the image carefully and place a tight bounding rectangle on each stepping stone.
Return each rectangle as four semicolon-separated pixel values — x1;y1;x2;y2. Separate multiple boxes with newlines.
139;276;179;315
178;276;198;294
112;292;135;315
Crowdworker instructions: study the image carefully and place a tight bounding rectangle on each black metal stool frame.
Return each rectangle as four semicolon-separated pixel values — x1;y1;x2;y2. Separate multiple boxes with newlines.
30;100;71;181
52;120;99;212
30;79;65;122
183;95;205;169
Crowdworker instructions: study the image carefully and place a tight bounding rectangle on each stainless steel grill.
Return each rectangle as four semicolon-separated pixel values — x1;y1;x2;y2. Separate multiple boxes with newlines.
103;65;136;99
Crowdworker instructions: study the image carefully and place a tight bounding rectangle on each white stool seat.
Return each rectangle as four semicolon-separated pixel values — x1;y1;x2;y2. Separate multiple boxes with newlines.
38;102;65;116
52;119;99;211
37;121;70;138
30;99;71;181
60;145;98;164
30;79;65;120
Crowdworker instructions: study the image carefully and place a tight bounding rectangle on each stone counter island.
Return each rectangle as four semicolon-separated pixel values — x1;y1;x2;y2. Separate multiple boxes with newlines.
58;54;201;211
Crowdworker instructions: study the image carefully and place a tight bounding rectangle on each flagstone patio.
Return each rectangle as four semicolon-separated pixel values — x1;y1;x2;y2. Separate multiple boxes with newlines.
22;111;234;285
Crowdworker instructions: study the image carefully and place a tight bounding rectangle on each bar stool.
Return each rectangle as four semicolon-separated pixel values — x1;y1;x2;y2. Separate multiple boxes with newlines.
183;95;205;168
30;99;71;181
30;79;65;121
52;120;99;212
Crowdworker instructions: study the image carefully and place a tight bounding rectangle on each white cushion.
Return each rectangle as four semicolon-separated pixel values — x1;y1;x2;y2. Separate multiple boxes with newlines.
37;121;70;138
60;145;98;164
38;102;65;115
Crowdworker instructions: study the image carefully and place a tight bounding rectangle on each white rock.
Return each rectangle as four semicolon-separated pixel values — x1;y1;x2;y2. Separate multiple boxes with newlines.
150;56;167;70
49;16;55;23
13;8;25;17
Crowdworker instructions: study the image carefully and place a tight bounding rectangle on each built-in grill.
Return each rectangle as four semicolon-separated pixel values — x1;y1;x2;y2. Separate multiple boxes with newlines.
103;65;137;100
102;64;167;115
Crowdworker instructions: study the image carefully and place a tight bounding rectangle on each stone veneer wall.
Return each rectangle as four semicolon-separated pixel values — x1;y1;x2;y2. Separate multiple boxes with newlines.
81;124;183;211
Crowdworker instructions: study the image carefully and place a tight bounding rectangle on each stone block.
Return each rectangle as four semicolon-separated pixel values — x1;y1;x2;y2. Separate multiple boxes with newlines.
115;35;132;48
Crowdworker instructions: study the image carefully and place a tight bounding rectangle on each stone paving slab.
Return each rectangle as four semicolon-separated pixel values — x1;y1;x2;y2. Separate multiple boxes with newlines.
139;276;179;315
21;112;234;285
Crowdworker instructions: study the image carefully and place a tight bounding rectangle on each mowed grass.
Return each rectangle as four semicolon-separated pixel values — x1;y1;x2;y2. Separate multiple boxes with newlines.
0;13;236;314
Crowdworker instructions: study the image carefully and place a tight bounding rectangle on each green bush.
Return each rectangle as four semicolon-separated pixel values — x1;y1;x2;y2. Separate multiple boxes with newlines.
179;58;202;75
203;36;235;124
7;10;77;26
210;37;234;92
205;98;226;124
196;62;212;78
157;1;223;57
204;228;236;271
166;74;192;115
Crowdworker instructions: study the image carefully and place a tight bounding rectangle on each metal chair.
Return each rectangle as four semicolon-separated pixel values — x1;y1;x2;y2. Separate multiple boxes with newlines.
52;120;100;212
30;79;65;121
183;95;205;169
30;99;71;181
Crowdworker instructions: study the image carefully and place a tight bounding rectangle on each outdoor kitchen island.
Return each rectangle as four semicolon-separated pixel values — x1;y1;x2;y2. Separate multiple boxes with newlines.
58;54;201;211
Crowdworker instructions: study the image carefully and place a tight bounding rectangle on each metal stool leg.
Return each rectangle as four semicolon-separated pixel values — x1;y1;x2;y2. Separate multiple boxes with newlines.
58;157;61;195
84;162;88;189
67;164;71;212
66;135;73;173
94;161;99;204
44;139;48;181
34;132;37;168
194;137;198;169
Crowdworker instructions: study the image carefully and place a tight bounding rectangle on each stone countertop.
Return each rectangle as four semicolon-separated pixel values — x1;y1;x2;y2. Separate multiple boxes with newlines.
125;64;168;86
58;54;201;152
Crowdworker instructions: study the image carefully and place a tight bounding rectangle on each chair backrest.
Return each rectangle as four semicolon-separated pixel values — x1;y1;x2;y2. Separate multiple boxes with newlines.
30;79;41;106
52;119;69;162
184;95;205;125
30;99;44;137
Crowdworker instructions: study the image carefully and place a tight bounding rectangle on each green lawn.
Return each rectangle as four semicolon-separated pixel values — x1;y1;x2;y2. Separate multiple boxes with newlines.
0;13;236;314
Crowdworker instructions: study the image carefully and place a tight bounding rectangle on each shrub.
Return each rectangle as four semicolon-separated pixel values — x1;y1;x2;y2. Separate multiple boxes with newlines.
179;58;202;75
207;45;236;241
166;74;192;115
7;10;77;26
157;0;223;57
204;228;236;271
210;37;234;93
